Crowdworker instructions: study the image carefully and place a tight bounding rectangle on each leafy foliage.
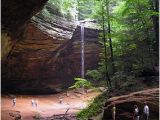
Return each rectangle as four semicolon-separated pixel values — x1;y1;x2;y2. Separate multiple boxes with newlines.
77;92;107;120
69;78;93;89
39;0;159;90
41;0;77;20
80;0;159;87
111;71;136;88
86;70;102;80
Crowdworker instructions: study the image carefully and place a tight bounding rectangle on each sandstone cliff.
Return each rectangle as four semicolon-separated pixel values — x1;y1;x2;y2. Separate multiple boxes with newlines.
2;0;48;36
2;2;101;94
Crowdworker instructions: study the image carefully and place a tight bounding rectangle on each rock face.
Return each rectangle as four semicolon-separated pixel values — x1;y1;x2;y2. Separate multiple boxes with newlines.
2;12;76;94
2;7;101;94
69;26;101;77
103;88;159;120
2;0;48;36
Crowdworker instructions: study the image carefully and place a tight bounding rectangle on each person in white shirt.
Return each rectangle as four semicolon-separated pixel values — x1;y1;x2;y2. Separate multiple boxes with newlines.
112;104;116;120
143;102;149;120
12;97;16;107
134;105;140;120
35;99;38;107
59;96;63;104
31;99;35;107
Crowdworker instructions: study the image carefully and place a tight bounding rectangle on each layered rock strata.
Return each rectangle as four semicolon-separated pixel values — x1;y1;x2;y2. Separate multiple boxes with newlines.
2;0;48;36
2;10;101;94
2;11;76;94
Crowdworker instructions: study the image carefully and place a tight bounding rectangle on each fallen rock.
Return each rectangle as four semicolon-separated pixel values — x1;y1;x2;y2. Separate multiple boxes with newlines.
103;88;159;120
40;114;77;120
74;88;86;95
75;94;81;98
86;89;94;93
9;111;21;120
99;87;107;92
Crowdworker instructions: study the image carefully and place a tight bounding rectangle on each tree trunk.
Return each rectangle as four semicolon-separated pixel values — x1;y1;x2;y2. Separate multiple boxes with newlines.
150;0;159;64
102;5;111;88
106;0;115;74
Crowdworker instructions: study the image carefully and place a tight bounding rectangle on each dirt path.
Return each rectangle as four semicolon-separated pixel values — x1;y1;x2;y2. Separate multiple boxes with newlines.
1;90;101;120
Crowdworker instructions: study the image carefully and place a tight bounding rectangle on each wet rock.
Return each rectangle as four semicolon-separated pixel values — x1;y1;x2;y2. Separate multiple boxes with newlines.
69;26;101;77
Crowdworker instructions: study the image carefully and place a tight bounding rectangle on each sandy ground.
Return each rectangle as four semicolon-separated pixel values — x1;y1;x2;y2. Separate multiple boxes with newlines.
1;90;101;120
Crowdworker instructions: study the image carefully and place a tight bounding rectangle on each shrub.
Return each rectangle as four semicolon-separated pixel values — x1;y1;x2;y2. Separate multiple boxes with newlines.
33;112;41;120
77;92;107;120
69;78;93;89
111;71;136;89
86;70;102;80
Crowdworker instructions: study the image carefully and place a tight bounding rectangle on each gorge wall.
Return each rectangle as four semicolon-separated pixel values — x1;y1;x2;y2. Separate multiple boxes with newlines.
2;1;101;94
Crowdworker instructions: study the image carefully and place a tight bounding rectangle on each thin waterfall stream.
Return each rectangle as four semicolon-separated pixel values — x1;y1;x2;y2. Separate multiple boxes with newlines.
81;25;85;78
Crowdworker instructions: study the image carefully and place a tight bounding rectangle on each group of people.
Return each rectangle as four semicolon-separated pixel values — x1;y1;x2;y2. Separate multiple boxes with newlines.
12;95;65;108
12;97;38;107
31;99;38;107
133;102;149;120
112;102;149;120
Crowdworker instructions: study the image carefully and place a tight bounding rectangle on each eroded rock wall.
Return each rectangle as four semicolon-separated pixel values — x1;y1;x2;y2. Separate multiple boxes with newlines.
2;0;101;94
2;15;101;94
2;13;76;94
69;26;101;77
2;0;48;36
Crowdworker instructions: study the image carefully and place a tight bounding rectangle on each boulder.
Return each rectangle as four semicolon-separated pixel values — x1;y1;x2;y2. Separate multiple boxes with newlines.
103;88;159;120
9;111;21;120
74;88;85;95
99;87;107;92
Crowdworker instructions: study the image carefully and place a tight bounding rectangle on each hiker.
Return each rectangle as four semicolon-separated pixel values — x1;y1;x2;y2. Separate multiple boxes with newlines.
31;99;35;107
59;96;63;104
35;99;38;107
133;105;140;120
112;103;116;120
143;102;149;120
12;97;16;107
66;91;70;97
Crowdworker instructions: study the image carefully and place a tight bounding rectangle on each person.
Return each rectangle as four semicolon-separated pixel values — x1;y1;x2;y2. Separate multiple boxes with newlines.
143;102;149;120
31;99;35;107
12;97;16;107
59;96;63;104
133;105;140;120
35;99;38;107
112;103;116;120
66;91;70;97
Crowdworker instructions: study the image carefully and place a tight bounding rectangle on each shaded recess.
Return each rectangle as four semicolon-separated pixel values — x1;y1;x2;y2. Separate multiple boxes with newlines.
2;0;48;37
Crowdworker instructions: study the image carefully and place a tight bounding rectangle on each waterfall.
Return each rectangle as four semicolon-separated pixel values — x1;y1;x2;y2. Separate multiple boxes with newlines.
81;25;85;78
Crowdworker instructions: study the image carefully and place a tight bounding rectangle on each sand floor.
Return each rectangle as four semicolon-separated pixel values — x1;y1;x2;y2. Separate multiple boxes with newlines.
1;90;101;120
